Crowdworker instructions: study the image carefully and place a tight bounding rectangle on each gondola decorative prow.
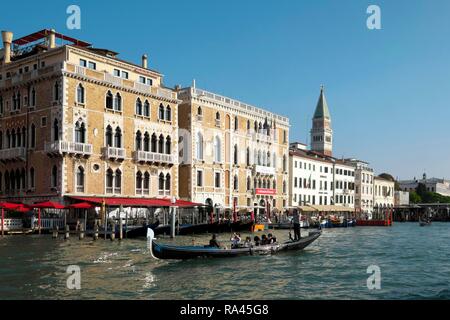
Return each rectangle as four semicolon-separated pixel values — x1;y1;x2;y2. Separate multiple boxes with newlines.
147;228;160;260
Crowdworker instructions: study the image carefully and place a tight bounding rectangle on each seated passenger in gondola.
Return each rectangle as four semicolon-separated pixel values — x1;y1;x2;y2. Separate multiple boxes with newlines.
267;233;277;244
243;236;252;248
261;234;269;245
230;233;242;249
208;234;221;248
254;236;261;246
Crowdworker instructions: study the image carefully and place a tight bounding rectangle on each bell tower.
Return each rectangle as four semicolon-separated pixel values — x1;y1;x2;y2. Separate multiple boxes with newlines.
310;85;333;156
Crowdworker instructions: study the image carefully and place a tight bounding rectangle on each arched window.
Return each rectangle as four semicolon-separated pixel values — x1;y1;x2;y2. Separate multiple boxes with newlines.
246;147;250;166
158;134;164;154
114;93;122;111
115;169;122;193
197;107;202;115
135;131;142;150
54;82;59;101
135;98;142;115
262;152;267;166
53;119;59;141
214;136;221;162
165;136;171;155
143;172;150;193
31;87;36;106
21;127;26;147
15;169;20;191
233;144;238;165
247;176;251;191
166;106;171;121
106;169;114;193
51;165;58;188
263;179;267;189
233;175;238;191
258;179;262;189
105;125;113;147
283;155;287;172
136;171;142;192
74;121;86;143
0;130;3;150
273;152;277;168
283;181;287;194
4;171;9;191
21;168;25;190
105;91;113;109
10;170;15;190
165;173;171;192
11;129;16;148
196;132;203;160
30;123;36;148
17;128;21;147
77;84;85;104
144;100;150;117
272;180;276;190
114;127;122;148
144;132;150;152
151;133;157;152
76;166;85;192
215;112;220;120
257;150;262;166
29;167;35;189
267;152;271;167
247;120;251;131
159;104;164;119
158;172;165;191
234;116;238;131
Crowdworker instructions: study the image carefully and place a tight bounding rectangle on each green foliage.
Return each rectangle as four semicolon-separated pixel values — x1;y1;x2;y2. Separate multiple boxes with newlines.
409;191;422;204
415;183;450;203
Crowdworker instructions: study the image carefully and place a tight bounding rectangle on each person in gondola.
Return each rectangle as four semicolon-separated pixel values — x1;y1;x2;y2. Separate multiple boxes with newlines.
253;235;261;246
208;234;221;248
267;233;277;244
230;233;241;249
243;236;252;248
261;234;269;245
293;208;301;241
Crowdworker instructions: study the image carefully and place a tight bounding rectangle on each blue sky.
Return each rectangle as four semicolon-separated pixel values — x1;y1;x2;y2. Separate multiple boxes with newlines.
2;0;450;179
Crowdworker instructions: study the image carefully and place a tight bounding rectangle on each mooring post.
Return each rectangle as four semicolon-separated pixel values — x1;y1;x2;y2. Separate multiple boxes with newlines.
52;225;58;239
64;224;70;240
94;222;99;241
79;223;85;240
170;207;176;239
110;220;116;241
119;217;123;240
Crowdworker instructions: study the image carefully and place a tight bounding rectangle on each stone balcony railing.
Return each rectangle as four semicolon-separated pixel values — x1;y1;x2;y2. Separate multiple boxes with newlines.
102;146;126;161
45;141;93;157
0;147;26;162
133;150;174;165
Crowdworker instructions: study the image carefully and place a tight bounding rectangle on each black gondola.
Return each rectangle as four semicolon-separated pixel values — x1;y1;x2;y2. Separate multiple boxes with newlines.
116;221;160;238
147;229;321;260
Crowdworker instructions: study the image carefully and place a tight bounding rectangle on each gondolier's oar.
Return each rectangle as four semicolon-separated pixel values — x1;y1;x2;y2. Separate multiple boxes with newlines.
147;228;160;260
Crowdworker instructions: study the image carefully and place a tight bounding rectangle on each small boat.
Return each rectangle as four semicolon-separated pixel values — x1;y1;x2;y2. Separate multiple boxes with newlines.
120;221;160;238
147;229;321;260
419;219;431;227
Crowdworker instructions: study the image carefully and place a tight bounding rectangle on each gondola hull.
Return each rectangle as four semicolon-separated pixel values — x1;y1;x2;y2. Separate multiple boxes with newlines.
150;230;321;260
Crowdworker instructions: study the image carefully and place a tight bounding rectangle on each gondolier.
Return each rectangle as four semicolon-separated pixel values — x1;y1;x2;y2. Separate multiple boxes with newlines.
293;208;301;240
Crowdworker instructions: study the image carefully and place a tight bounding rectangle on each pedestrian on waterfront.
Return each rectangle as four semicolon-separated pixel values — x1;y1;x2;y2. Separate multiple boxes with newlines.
208;234;221;248
253;236;261;246
293;209;301;240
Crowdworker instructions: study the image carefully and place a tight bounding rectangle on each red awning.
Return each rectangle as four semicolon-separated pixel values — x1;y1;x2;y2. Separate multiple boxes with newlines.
68;196;202;208
13;29;91;47
0;202;23;210
32;201;66;209
67;202;94;209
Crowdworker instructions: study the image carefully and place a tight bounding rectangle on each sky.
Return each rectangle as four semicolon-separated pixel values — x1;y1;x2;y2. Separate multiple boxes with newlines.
1;0;450;180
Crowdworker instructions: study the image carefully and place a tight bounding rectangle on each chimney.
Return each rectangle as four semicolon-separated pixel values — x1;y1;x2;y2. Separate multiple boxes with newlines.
1;31;13;64
142;54;148;69
47;29;56;49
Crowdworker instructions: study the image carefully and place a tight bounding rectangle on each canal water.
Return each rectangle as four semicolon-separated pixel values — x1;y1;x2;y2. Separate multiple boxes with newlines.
1;223;449;300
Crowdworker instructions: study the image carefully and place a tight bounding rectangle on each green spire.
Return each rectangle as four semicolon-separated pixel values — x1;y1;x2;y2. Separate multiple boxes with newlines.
313;85;331;119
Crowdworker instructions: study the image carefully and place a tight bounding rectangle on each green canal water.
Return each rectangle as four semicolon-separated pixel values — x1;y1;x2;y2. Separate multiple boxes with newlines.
1;223;449;300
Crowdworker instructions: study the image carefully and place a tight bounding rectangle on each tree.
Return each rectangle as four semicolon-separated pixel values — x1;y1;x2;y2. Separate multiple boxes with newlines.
409;191;422;204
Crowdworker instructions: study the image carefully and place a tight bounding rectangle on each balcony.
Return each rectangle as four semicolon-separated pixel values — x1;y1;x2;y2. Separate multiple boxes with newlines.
0;147;26;162
103;146;126;161
45;141;93;157
253;165;276;176
255;133;272;143
133;150;174;165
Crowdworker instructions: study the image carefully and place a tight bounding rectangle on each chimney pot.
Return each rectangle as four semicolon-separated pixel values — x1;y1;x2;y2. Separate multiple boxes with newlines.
1;31;13;64
142;54;148;69
48;29;56;49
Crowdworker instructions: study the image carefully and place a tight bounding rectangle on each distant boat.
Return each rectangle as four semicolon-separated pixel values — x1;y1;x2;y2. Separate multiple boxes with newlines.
419;219;431;227
147;230;322;260
320;218;356;228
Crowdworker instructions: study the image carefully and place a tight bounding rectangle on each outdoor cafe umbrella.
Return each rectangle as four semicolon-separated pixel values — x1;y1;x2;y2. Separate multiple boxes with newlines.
0;202;21;237
67;202;94;232
32;201;66;234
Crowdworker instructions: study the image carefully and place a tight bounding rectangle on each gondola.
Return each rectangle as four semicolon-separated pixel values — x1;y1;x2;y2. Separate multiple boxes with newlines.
419;219;431;227
147;229;321;260
153;221;254;236
116;221;160;238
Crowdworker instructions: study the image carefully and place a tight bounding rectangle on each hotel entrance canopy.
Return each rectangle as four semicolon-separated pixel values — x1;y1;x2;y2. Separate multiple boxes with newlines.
67;196;202;208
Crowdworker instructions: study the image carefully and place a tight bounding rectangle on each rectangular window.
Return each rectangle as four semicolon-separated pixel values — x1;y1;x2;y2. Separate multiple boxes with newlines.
197;170;203;187
79;59;87;67
121;71;129;79
41;117;47;127
146;78;153;86
114;69;121;77
88;61;96;70
139;76;146;84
